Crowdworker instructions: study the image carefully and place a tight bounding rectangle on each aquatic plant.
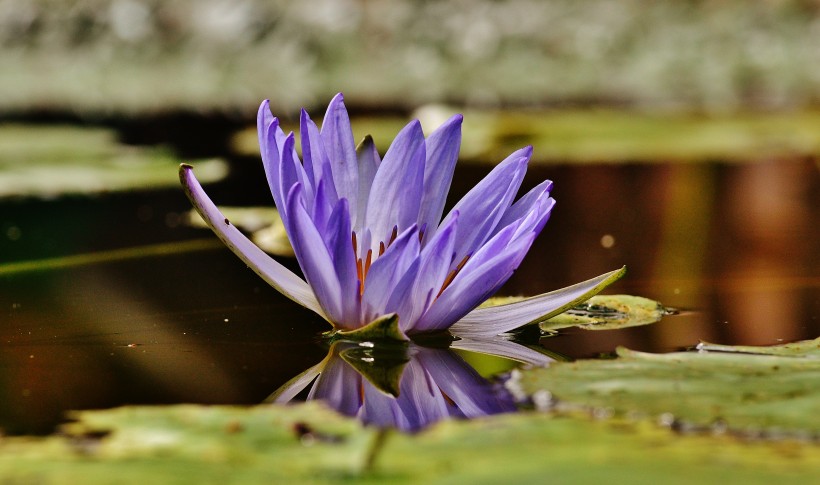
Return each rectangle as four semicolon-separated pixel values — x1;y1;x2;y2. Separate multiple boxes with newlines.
180;94;623;339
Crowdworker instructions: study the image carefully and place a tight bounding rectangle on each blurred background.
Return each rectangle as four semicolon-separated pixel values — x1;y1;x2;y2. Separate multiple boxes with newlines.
0;0;818;433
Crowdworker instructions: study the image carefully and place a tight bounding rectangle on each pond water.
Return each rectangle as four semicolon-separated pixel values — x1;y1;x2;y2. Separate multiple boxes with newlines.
0;122;817;435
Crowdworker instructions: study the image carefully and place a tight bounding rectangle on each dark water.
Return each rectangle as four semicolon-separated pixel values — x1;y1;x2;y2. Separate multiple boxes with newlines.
1;147;817;434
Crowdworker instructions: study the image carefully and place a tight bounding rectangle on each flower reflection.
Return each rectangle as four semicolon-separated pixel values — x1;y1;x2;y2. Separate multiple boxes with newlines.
268;337;551;431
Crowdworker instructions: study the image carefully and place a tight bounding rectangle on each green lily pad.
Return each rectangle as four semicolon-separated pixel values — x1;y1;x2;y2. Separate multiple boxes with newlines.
0;124;227;198
540;294;669;332
514;337;820;434
0;404;818;484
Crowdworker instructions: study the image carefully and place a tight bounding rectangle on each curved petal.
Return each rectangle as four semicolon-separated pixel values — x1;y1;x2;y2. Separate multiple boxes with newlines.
286;184;345;325
418;114;463;241
179;164;324;317
450;266;627;337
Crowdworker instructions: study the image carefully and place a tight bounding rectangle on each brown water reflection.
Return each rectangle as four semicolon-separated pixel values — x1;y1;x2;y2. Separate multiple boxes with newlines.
0;157;817;434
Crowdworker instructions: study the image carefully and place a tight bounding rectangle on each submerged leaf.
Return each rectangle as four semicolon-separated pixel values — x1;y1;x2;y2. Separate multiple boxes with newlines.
514;337;820;434
540;294;668;331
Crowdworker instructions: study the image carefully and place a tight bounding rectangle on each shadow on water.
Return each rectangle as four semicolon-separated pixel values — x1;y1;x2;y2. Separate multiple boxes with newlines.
0;118;817;435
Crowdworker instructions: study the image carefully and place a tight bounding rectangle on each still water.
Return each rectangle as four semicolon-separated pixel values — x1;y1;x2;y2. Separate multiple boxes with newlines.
1;139;817;434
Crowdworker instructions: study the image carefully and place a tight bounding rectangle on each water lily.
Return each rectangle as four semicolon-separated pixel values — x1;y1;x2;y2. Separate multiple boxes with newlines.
180;93;624;340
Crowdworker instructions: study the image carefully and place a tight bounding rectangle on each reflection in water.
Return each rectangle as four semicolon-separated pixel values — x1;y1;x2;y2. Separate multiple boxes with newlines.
269;337;551;431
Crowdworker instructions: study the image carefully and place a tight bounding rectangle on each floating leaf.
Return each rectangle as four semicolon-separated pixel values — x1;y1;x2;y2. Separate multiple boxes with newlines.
696;338;820;358
0;124;227;198
0;404;818;483
514;337;820;434
540;294;668;331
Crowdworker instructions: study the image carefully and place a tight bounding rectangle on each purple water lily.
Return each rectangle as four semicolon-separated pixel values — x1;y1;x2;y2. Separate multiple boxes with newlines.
180;93;623;339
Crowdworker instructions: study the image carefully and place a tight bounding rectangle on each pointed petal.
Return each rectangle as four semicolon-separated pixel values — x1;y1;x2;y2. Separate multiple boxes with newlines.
418;114;463;240
179;164;324;317
299;108;323;189
365;120;426;247
321;93;358;215
286;183;345;324
495;180;553;234
354;135;380;233
256;100;275;161
450;267;627;337
439;146;531;265
279;133;313;213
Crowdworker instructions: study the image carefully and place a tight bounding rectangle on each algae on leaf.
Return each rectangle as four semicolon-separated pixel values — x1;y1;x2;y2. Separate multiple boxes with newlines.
515;337;820;435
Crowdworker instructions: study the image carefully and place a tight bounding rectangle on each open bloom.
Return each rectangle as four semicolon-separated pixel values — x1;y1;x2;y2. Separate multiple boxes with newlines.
180;93;623;339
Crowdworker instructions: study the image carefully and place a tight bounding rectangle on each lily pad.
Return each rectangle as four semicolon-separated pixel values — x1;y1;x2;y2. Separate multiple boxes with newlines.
540;294;669;332
0;404;818;484
0;124;227;198
514;337;820;435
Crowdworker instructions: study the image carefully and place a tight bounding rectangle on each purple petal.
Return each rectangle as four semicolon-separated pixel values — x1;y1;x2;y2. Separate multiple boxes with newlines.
365;120;426;248
495;180;553;235
320;93;359;216
389;213;459;332
418;114;463;242
450;267;627;337
286;183;345;325
299;108;325;190
256;100;275;162
439;146;531;266
179;165;323;316
360;225;421;323
325;198;361;324
354;135;380;233
414;228;535;332
279;133;313;214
